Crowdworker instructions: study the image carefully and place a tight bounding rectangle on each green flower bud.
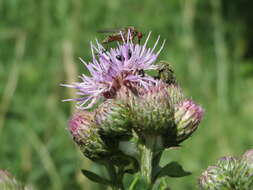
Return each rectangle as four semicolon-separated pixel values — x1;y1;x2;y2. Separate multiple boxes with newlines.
69;110;137;169
129;82;174;134
163;99;203;147
68;111;112;161
242;149;253;166
173;100;204;144
239;149;253;187
199;157;237;190
199;155;253;190
198;166;227;190
0;170;24;190
94;99;132;139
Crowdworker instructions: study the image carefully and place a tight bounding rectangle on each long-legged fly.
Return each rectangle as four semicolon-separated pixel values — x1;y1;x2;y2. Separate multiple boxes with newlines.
98;26;143;44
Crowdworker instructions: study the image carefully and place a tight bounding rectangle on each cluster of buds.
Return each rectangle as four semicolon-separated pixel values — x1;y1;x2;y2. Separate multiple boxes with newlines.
62;31;204;186
0;170;34;190
199;149;253;190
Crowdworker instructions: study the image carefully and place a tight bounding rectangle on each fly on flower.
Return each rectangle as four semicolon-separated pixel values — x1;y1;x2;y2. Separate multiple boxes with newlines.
98;26;143;44
156;61;177;85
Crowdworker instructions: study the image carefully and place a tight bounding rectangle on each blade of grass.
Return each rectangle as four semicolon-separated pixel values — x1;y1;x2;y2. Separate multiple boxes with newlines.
22;123;63;190
211;0;229;111
180;0;201;81
0;32;26;135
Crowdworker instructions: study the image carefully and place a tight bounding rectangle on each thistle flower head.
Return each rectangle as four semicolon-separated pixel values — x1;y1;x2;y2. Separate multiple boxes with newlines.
241;149;253;174
68;111;111;161
199;154;253;190
69;110;138;167
242;149;253;165
198;166;226;190
62;32;165;109
0;170;13;183
174;100;204;143
68;111;95;145
198;157;238;190
0;170;22;190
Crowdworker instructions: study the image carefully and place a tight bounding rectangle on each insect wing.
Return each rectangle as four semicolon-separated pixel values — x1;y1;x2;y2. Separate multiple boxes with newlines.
97;28;125;34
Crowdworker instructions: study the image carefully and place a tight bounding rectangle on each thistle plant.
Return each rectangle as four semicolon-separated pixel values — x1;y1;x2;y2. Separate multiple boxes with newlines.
0;170;35;190
62;30;204;190
199;149;253;190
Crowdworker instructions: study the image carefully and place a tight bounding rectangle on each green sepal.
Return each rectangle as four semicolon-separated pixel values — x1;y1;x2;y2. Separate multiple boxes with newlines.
124;156;139;174
152;151;163;169
153;161;191;182
152;151;163;182
81;169;112;185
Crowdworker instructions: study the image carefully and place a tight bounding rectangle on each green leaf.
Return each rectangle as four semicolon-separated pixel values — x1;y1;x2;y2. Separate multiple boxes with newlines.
152;152;163;180
81;169;112;185
152;178;171;190
124;156;139;174
128;175;150;190
154;162;191;181
153;151;163;169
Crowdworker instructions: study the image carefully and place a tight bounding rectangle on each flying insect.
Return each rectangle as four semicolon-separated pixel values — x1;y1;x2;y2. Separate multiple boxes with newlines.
98;26;143;44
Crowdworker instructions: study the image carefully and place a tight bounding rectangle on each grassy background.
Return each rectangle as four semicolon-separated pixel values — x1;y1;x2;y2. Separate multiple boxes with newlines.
0;0;253;189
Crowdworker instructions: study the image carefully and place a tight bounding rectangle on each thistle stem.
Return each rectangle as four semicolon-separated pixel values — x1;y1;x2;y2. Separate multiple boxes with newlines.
114;167;125;190
105;163;124;190
139;135;157;187
111;186;124;190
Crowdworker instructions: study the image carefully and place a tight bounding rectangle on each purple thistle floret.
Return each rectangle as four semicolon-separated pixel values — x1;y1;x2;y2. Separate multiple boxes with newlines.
242;149;253;165
175;100;204;125
68;111;94;144
174;100;204;143
62;32;165;109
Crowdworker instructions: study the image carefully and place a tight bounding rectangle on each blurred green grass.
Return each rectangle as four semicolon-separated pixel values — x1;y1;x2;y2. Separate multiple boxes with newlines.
0;0;253;189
